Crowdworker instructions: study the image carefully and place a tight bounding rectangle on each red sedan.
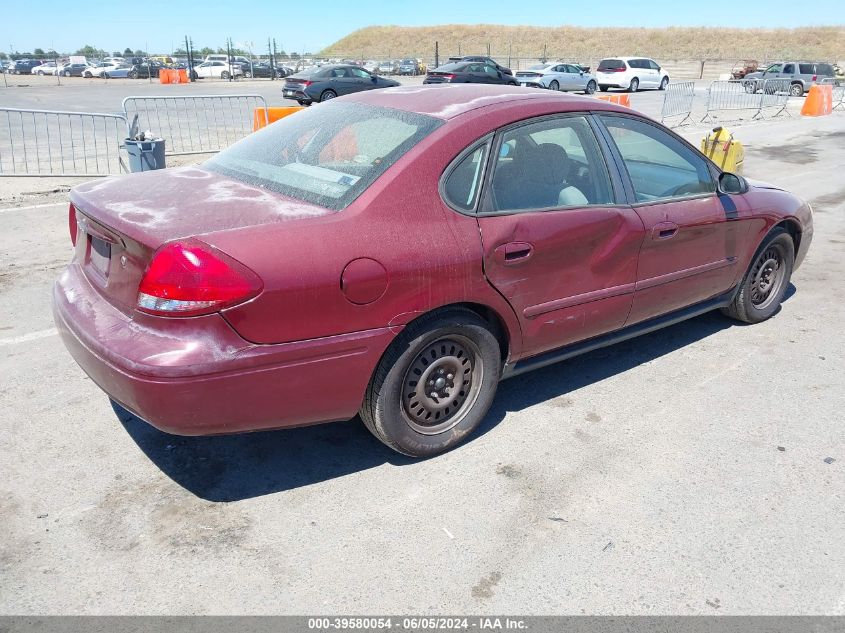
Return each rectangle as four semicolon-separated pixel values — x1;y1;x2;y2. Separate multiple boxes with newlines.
53;85;813;457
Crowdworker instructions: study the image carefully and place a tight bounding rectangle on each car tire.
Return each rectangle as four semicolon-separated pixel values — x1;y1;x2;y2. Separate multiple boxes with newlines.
244;71;252;78
102;73;109;79
721;228;794;324
36;70;44;76
599;85;609;92
585;80;597;94
790;82;804;97
659;76;669;90
221;71;230;80
549;80;560;91
64;71;71;77
128;71;137;79
320;89;337;102
744;82;757;94
360;308;501;458
628;77;639;92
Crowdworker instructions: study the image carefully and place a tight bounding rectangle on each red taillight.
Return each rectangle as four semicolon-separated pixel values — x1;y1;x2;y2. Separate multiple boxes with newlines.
444;74;456;80
69;202;78;246
136;239;262;317
600;67;626;73
812;75;817;82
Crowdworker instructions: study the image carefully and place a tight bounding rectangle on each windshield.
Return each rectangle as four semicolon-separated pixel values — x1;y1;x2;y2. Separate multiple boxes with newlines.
205;102;442;211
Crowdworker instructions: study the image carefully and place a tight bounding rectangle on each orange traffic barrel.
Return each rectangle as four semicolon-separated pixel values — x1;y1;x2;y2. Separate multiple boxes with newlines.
253;106;305;131
801;84;833;117
177;69;189;83
595;94;631;107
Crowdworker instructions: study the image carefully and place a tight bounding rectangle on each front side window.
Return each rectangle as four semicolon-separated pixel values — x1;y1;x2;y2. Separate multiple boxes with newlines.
206;102;442;211
765;63;783;74
599;115;715;203
489;116;614;212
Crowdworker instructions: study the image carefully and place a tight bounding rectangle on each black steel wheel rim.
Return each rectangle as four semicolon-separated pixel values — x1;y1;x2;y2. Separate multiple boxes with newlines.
401;335;483;435
749;245;786;308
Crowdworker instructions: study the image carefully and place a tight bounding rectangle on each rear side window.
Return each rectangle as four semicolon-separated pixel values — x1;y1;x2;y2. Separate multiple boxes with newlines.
443;143;489;212
598;59;625;71
783;64;795;74
799;63;814;74
489;116;614;212
600;115;715;203
816;64;834;76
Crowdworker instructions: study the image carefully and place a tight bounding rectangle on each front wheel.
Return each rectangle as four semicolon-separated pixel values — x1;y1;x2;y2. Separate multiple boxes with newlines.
64;70;71;77
243;71;252;78
585;80;597;95
659;76;669;90
360;308;501;457
220;71;230;79
549;80;559;91
721;229;794;324
628;77;639;92
102;73;109;79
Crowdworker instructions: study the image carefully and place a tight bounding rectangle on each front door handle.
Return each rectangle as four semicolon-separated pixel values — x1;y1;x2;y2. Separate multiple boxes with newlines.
653;222;679;240
494;241;534;266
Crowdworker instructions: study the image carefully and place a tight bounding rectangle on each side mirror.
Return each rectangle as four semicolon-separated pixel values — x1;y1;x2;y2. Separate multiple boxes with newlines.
718;172;747;195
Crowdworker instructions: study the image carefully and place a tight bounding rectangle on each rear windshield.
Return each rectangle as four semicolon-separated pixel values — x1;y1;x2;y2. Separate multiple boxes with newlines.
598;59;625;70
205;102;442;211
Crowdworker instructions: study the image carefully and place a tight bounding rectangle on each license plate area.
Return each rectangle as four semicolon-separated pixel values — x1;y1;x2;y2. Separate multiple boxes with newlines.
88;235;111;279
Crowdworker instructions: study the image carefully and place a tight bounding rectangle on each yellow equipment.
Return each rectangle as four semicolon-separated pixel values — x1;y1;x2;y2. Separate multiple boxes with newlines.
701;126;744;174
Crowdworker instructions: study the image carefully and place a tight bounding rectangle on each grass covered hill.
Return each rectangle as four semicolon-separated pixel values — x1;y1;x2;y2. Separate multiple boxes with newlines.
320;24;845;61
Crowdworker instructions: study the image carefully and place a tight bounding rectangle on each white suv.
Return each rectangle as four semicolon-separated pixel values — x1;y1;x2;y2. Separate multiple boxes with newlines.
596;57;669;92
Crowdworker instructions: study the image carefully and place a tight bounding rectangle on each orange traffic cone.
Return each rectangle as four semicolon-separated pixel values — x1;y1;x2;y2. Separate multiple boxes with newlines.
801;84;833;117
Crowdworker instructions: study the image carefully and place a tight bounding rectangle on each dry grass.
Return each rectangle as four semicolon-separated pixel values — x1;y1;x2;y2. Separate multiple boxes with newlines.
320;24;845;62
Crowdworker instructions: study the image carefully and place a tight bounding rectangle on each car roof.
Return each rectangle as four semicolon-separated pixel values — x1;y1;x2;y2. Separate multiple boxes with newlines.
343;84;631;120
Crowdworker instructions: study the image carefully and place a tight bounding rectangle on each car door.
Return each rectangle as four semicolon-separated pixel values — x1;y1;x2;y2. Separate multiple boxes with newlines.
596;113;750;325
472;114;645;357
634;59;657;87
349;66;377;92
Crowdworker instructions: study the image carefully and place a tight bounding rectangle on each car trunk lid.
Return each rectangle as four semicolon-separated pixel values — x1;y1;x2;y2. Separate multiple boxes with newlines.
69;166;331;313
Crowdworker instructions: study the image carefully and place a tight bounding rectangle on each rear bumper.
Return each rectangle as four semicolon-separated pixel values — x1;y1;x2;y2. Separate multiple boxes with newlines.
596;75;627;88
53;264;395;436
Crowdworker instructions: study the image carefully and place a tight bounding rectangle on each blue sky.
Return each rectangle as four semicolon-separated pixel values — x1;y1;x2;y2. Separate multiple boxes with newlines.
3;0;841;55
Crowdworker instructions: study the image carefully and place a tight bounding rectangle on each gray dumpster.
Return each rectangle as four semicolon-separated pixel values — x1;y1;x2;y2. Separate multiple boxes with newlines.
124;138;166;172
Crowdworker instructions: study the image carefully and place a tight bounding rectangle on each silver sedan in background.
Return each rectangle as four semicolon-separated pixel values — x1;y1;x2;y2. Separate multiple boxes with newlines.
515;62;597;94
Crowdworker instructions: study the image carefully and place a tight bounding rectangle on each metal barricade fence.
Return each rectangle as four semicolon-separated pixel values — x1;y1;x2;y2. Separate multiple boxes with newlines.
834;84;845;111
660;81;695;127
122;94;268;156
759;78;791;118
701;80;764;122
0;108;128;176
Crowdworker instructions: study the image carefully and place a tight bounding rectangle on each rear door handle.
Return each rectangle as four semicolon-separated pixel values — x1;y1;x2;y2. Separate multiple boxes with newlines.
653;222;679;240
494;241;534;266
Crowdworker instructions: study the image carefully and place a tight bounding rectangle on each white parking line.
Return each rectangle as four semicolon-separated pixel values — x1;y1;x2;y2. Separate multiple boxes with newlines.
0;202;66;214
0;328;58;346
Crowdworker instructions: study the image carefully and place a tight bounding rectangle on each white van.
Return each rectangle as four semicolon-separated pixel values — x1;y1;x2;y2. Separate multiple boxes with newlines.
203;54;250;65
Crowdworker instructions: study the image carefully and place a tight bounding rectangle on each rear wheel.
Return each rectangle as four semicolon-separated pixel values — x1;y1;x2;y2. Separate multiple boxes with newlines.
585;80;597;94
102;72;110;79
64;70;71;77
549;80;559;91
220;71;230;80
360;308;501;457
721;229;794;324
243;71;252;78
320;89;337;102
628;77;639;92
790;82;804;97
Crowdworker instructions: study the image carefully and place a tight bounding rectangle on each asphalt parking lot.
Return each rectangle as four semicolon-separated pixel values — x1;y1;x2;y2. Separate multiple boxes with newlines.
0;79;843;615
